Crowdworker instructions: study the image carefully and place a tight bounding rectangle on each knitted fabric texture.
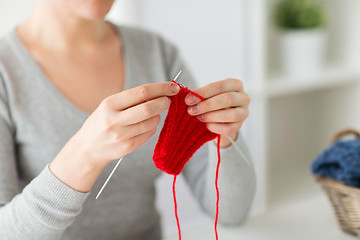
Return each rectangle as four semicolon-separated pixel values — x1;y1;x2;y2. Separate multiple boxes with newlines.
311;139;360;188
153;82;218;175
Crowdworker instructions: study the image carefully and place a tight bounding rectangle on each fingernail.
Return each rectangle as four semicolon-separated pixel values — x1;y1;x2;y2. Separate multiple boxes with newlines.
170;83;180;93
188;105;199;115
197;114;204;121
186;94;196;104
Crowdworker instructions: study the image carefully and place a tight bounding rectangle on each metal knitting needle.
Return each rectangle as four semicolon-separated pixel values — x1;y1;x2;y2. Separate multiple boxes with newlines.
226;136;253;167
173;70;182;82
96;157;124;199
96;71;182;199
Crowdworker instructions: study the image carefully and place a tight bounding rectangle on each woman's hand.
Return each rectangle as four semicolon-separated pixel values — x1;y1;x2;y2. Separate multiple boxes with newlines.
50;82;180;192
185;79;250;148
76;82;180;165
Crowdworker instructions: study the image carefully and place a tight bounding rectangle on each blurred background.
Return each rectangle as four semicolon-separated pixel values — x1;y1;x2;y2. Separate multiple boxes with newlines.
1;0;360;239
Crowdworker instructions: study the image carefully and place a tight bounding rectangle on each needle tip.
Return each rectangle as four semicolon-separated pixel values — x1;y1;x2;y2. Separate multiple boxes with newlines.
173;70;182;82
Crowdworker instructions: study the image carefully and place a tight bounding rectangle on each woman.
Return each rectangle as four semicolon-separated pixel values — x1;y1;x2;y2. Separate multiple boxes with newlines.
0;0;256;239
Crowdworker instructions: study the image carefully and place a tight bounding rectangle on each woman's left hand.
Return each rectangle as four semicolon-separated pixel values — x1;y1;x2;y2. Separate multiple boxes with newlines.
185;78;250;148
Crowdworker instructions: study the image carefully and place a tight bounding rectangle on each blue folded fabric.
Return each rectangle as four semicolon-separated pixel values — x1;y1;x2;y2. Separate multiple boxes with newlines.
311;139;360;188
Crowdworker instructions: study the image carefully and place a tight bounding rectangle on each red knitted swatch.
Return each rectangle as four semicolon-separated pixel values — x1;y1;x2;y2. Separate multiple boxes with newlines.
153;83;217;175
153;81;221;240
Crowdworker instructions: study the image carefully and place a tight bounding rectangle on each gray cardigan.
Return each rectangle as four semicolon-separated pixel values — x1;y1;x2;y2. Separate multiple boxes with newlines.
0;25;256;240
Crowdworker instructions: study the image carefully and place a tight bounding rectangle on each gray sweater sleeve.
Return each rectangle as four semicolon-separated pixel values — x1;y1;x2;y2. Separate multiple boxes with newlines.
159;37;256;225
0;72;89;240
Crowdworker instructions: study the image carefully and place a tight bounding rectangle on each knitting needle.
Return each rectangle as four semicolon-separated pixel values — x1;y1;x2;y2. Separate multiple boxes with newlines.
96;71;183;200
226;136;253;167
173;70;182;82
96;157;124;199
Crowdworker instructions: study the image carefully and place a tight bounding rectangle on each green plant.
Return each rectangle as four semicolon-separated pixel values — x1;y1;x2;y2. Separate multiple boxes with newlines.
274;0;326;29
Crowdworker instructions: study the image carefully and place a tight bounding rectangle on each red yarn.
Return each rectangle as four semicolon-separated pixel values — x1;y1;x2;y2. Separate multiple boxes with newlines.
153;81;221;240
173;175;181;240
215;135;221;240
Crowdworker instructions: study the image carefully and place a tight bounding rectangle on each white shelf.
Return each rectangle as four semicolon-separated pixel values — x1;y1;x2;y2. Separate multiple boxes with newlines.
163;194;355;240
247;66;360;99
267;67;360;98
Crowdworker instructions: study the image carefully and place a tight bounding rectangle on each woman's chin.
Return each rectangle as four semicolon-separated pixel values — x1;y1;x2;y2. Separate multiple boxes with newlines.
78;9;111;21
72;1;115;21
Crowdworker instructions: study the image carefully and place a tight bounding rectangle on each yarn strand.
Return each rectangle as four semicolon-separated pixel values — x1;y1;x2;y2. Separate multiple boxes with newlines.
215;135;221;240
157;81;222;240
173;175;181;240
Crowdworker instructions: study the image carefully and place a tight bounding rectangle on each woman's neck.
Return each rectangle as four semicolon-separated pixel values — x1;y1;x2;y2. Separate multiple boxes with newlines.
17;1;115;53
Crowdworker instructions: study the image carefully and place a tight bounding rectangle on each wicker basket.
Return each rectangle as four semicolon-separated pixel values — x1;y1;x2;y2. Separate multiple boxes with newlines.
315;129;360;237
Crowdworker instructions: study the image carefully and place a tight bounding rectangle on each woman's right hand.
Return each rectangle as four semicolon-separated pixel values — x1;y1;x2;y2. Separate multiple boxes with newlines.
78;81;180;165
49;82;180;192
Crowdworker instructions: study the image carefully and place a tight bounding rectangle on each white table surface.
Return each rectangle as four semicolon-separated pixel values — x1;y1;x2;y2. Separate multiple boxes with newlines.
163;194;356;240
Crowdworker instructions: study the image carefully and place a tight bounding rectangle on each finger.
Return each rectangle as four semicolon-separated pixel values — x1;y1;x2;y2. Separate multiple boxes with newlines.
197;108;248;123
185;79;243;105
187;92;246;116
104;82;180;110
206;122;243;136
123;128;157;154
120;97;170;125
125;115;161;139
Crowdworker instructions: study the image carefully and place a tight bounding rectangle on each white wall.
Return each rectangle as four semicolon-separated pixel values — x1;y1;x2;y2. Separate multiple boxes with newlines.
106;0;140;26
326;0;360;68
0;0;35;36
139;0;247;86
